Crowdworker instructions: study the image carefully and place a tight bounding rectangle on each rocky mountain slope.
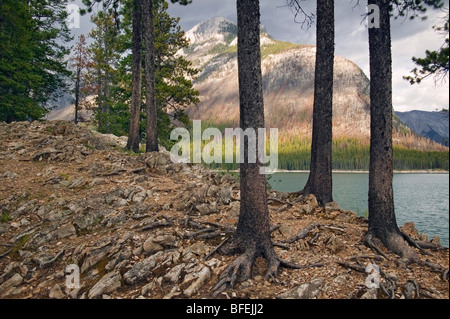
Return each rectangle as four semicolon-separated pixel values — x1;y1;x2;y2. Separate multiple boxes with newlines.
182;18;446;151
0;121;448;299
395;110;449;146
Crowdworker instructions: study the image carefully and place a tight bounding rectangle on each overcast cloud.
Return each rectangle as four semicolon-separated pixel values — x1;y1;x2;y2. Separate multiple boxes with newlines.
71;0;449;112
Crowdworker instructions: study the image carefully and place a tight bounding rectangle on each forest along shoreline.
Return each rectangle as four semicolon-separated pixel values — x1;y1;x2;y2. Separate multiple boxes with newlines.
269;170;449;174
0;121;448;299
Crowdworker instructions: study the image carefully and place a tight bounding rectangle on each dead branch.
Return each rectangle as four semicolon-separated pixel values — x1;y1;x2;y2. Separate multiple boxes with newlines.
204;237;231;261
336;261;366;274
323;225;345;233
101;168;127;176
267;198;292;207
188;228;216;239
309;232;320;245
280;260;324;270
197;231;227;240
39;250;65;269
273;242;290;250
348;255;385;262
0;249;12;259
139;221;173;232
282;222;322;244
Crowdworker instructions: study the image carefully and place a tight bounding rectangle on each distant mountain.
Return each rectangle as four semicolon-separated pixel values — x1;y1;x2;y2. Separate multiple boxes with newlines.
181;17;371;139
180;17;446;152
395;110;449;146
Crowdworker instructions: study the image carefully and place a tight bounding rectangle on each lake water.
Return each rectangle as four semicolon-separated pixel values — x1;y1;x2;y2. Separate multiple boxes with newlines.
268;172;449;247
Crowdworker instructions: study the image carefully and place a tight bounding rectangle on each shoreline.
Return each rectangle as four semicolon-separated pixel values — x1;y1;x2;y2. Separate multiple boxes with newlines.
216;169;449;174
277;170;450;174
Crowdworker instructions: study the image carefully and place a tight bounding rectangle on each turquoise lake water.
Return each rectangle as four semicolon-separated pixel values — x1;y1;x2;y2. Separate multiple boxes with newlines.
268;172;449;247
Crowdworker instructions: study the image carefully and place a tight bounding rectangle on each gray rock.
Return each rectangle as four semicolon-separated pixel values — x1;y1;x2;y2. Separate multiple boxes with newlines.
2;171;18;179
88;271;122;299
196;203;212;215
0;224;9;235
164;263;186;283
0;273;23;297
123;251;166;285
68;177;86;189
143;239;164;255
217;187;232;204
80;244;113;273
184;266;211;297
11;201;35;219
360;288;378;299
49;284;65;299
152;234;178;248
185;242;209;258
325;201;341;213
89;177;106;186
56;223;77;239
278;278;325;299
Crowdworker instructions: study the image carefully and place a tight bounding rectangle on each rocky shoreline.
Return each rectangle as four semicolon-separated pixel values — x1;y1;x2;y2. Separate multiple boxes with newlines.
0;121;448;299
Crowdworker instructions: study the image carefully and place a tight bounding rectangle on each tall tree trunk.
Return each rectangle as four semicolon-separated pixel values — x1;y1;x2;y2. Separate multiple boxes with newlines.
74;66;81;125
366;0;417;261
303;0;334;206
127;0;143;153
97;69;104;132
212;0;281;295
143;0;159;153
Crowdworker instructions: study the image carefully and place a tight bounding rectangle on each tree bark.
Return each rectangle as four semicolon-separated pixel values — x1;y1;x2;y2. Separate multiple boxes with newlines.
143;0;159;153
212;1;280;293
234;0;272;253
366;0;417;261
127;0;143;153
303;0;334;206
74;66;81;125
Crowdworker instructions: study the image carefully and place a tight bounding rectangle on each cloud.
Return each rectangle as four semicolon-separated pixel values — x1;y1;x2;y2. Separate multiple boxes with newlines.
71;0;448;112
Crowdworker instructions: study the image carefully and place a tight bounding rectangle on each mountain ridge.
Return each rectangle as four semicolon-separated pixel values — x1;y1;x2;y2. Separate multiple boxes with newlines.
395;110;449;146
181;17;447;152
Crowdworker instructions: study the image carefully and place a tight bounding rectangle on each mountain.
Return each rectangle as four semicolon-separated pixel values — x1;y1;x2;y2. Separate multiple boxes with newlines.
181;17;446;152
395;110;449;146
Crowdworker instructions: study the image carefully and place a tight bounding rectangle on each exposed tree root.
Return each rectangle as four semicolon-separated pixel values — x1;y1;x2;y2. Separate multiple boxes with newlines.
403;279;420;299
443;268;449;281
211;247;263;297
204;237;231;261
364;229;447;266
210;239;303;297
283;222;322;244
361;229;448;298
362;233;390;260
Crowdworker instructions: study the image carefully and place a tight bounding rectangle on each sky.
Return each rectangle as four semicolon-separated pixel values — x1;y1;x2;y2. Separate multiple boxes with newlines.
70;0;449;112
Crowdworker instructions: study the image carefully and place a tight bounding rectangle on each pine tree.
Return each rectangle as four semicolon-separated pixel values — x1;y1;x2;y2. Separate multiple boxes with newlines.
211;0;298;295
107;0;199;148
70;35;93;124
404;8;449;84
364;0;445;260
0;0;72;122
302;0;335;206
126;0;143;152
143;0;158;152
88;10;121;133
